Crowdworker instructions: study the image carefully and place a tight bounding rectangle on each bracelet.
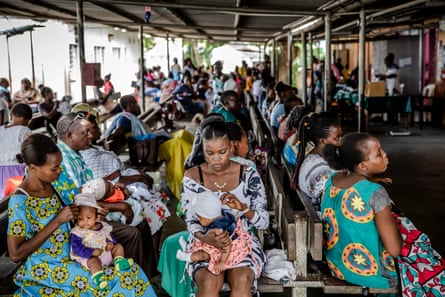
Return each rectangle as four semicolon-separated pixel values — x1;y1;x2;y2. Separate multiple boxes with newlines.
240;208;250;214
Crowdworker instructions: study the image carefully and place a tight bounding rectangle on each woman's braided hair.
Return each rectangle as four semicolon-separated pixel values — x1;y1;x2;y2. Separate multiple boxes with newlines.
291;112;339;189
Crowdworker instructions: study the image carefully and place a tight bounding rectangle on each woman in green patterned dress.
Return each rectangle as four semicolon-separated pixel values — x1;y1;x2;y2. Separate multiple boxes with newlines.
321;133;401;288
7;134;157;297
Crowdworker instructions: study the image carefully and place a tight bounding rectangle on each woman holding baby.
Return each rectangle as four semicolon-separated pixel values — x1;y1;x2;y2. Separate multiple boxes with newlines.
7;134;156;296
181;120;269;297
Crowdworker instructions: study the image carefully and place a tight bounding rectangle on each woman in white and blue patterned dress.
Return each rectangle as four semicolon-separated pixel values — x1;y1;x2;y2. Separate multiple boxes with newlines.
182;120;269;297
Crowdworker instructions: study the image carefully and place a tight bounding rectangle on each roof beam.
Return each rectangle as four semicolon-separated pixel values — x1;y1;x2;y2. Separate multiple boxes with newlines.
233;0;242;40
87;1;172;34
90;0;323;17
164;7;211;40
17;0;107;24
0;1;51;18
20;0;78;18
88;1;144;23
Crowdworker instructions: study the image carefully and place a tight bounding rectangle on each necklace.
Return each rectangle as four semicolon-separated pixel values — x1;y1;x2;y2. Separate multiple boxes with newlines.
214;181;227;193
209;161;232;193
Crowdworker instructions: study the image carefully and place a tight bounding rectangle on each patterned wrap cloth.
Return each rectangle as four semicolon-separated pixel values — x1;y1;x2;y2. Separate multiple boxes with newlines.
394;213;445;296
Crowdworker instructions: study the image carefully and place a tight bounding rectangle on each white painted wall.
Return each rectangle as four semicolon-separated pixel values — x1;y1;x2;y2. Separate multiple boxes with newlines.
0;19;71;99
81;24;140;101
1;18;183;104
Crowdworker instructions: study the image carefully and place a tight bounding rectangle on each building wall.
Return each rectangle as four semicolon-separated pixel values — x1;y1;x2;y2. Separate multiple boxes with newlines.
0;19;71;99
78;24;141;101
0;18;182;104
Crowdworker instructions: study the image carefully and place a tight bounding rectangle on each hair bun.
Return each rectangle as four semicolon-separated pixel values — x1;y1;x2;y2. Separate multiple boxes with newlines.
16;154;25;164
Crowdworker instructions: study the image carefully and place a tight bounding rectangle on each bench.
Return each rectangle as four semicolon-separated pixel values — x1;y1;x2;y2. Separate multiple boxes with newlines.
247;91;399;295
278;160;399;296
138;103;162;130
0;197;20;296
245;92;299;294
247;95;282;164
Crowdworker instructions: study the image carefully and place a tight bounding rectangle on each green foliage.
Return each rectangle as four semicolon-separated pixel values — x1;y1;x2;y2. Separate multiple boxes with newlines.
143;36;156;52
183;39;225;67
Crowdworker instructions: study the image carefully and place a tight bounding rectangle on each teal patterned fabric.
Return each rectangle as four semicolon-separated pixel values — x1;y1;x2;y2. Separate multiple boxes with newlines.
321;175;398;288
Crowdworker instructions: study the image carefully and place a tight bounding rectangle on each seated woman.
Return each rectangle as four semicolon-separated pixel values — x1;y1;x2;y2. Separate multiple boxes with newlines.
171;73;206;116
158;115;255;297
210;90;250;132
321;133;401;288
12;78;40;112
38;86;62;136
277;96;303;143
7;134;156;296
282;104;311;166
0;103;32;198
291;112;342;210
181;121;269;297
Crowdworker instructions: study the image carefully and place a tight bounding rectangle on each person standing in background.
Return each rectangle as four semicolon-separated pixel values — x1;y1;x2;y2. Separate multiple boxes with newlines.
103;74;115;97
39;86;62;136
0;78;12;107
171;57;182;81
376;53;400;96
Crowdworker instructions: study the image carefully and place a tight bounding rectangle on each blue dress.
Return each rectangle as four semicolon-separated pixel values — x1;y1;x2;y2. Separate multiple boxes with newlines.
7;193;157;297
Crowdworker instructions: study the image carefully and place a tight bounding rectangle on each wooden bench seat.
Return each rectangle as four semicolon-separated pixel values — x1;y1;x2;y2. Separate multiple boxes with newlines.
138;104;162;129
257;277;285;293
278;158;400;296
246;89;400;295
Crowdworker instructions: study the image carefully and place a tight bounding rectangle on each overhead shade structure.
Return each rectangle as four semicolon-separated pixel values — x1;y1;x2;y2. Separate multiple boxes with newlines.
0;24;45;90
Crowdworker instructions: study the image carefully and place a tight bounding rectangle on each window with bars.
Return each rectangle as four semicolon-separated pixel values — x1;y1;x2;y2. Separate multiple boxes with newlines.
69;44;78;70
93;46;105;64
112;47;121;60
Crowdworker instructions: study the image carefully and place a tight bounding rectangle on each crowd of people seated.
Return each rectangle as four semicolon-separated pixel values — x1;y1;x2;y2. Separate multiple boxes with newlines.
1;54;444;297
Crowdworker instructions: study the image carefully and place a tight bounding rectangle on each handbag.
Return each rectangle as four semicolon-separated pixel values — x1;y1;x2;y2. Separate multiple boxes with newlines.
127;136;158;167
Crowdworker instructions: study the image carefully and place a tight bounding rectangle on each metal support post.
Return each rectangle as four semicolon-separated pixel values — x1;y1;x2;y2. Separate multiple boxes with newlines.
166;34;171;73
139;25;145;112
358;9;365;131
324;12;331;112
301;32;307;105
308;33;313;107
272;38;278;77
418;28;424;94
76;0;86;102
288;30;293;86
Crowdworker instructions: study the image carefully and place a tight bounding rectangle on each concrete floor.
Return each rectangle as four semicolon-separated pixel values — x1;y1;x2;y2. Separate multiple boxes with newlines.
368;124;445;256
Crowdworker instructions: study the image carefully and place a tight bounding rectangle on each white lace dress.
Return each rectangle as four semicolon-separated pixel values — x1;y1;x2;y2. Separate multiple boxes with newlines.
0;125;31;198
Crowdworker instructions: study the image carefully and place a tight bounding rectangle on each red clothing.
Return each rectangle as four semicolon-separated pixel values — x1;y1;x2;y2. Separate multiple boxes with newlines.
104;80;114;96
